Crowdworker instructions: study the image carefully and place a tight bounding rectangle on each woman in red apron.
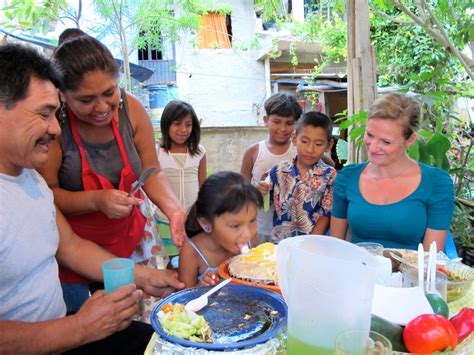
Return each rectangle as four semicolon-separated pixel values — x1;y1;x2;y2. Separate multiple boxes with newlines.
39;35;186;313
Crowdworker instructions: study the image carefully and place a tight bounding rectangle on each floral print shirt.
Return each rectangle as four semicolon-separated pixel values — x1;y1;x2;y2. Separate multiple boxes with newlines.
269;157;336;234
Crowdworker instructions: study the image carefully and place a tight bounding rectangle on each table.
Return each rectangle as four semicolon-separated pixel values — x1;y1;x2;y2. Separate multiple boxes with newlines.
145;286;473;354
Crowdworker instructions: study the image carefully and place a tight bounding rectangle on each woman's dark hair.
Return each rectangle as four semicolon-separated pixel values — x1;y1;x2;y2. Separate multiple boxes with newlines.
54;36;119;92
160;100;201;156
58;28;87;46
264;93;302;119
295;111;333;140
185;171;263;238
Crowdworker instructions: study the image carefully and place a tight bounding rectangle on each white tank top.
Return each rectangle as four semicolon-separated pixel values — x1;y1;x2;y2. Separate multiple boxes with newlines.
251;140;297;238
156;145;206;222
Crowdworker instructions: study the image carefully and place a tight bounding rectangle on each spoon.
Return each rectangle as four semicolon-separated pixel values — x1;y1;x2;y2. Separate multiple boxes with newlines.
388;251;417;269
184;278;232;313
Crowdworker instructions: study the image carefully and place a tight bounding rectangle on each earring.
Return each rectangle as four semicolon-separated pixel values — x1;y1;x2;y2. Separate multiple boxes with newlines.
203;225;211;233
118;94;123;110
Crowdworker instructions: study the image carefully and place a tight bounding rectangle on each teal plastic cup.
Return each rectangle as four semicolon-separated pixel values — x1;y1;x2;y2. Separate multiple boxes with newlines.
102;258;134;293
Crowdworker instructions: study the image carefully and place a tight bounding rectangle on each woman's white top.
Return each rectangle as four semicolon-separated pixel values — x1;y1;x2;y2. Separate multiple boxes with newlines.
156;144;206;222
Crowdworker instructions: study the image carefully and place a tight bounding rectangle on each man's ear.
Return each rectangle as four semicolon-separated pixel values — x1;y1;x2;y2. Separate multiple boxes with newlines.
263;115;269;126
59;92;67;103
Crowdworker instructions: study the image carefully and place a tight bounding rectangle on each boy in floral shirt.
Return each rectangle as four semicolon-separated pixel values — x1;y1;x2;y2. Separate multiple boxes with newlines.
258;112;336;235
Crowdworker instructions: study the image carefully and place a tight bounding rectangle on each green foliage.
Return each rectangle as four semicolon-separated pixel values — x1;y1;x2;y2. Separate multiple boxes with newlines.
233;36;261;51
371;16;463;92
197;3;232;15
1;0;68;34
370;0;473;79
335;110;368;151
452;202;474;248
289;11;347;66
254;0;285;22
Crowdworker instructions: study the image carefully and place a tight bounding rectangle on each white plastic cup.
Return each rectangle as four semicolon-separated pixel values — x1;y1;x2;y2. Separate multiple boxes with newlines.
335;330;393;354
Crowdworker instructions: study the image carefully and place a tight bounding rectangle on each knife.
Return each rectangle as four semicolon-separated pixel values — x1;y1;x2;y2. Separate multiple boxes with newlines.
129;166;157;196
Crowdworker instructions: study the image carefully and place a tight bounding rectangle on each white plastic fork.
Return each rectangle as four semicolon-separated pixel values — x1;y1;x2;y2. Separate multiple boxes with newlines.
417;243;424;291
184;278;232;313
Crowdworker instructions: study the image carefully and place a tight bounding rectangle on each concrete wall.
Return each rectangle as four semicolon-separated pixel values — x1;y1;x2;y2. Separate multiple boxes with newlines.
174;0;267;127
201;126;268;173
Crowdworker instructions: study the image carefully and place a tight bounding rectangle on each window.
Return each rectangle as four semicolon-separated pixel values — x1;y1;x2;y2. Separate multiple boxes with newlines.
197;12;232;49
137;31;163;61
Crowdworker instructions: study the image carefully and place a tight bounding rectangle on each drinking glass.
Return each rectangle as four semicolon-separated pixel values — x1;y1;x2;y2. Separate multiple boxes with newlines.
102;258;134;293
263;192;270;211
335;330;392;355
356;242;384;256
402;267;448;301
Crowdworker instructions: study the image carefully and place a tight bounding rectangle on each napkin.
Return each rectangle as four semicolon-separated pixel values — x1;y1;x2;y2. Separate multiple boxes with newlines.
371;284;433;326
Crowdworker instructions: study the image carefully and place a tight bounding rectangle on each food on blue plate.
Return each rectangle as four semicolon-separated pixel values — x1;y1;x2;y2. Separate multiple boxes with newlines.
229;243;277;285
158;303;212;343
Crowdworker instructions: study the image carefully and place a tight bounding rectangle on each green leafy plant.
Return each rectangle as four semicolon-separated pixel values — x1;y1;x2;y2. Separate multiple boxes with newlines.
1;0;68;34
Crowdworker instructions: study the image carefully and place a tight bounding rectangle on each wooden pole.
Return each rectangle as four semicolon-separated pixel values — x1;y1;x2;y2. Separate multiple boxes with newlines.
346;0;377;163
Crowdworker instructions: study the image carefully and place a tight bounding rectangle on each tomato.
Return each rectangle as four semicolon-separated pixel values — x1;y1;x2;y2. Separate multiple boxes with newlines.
161;303;174;313
403;314;458;353
450;307;474;343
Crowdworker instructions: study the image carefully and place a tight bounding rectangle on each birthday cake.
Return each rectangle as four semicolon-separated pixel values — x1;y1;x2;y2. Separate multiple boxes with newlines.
228;243;278;285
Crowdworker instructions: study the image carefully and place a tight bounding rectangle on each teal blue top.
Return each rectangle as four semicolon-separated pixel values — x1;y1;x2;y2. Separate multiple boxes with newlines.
332;162;454;250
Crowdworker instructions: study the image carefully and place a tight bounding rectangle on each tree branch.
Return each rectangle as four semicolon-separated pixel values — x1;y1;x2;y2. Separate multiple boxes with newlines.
370;7;416;26
76;0;82;27
419;0;473;78
390;0;473;79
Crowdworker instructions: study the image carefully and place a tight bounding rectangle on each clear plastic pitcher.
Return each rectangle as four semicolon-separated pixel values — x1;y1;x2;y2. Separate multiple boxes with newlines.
277;235;377;354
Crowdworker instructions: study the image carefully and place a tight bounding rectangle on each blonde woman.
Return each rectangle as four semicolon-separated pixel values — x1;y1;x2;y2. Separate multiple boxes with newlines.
330;93;454;251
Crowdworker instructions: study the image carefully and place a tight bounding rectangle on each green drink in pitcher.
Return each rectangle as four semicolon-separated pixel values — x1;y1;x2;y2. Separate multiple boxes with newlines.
287;334;334;355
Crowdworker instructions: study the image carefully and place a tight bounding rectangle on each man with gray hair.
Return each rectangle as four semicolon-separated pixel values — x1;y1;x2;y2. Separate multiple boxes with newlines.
0;43;183;354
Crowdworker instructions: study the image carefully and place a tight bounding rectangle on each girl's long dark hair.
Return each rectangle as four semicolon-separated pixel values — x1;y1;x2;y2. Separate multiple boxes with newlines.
185;171;263;238
160;100;201;156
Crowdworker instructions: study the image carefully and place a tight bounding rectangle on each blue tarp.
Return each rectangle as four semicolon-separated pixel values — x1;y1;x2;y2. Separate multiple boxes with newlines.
0;28;154;82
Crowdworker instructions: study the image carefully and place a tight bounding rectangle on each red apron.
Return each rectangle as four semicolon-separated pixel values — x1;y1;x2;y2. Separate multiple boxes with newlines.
60;108;146;284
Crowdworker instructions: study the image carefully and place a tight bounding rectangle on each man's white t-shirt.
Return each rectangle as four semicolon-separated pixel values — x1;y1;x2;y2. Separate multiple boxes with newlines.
0;169;66;321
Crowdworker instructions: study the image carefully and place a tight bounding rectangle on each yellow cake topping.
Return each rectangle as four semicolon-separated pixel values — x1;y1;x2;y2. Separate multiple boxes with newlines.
229;242;278;284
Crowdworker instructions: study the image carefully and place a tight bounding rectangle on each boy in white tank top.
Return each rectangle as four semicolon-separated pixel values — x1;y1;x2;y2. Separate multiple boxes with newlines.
240;93;302;242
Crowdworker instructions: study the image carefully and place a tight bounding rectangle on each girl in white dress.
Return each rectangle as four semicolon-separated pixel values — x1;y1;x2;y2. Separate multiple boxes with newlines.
155;100;207;256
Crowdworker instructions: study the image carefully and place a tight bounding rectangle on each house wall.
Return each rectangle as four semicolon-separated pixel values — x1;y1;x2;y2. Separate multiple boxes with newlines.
174;0;267;127
200;126;268;173
154;126;268;173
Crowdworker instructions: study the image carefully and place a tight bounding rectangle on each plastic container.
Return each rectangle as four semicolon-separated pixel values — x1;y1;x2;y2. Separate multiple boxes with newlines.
102;258;134;293
278;235;377;354
148;85;168;109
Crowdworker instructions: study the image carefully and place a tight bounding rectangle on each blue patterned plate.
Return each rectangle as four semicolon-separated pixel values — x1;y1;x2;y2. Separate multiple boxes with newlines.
150;284;287;350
